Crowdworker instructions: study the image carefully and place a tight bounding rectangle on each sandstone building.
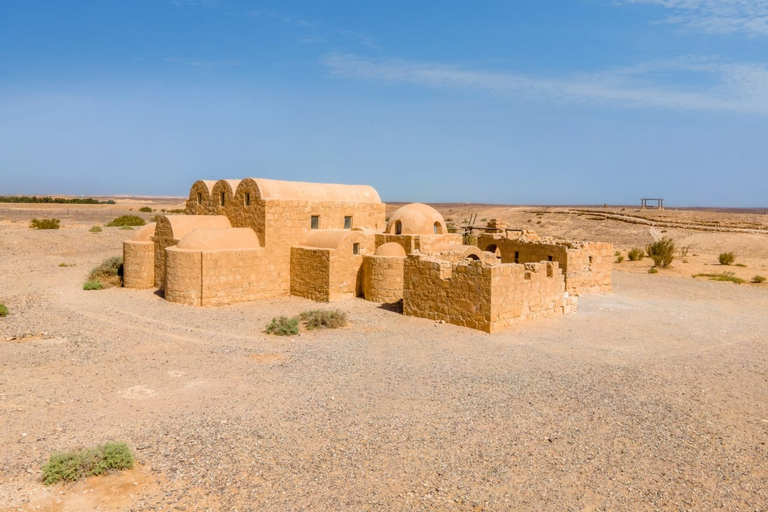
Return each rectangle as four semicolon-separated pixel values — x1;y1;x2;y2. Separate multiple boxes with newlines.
123;178;610;333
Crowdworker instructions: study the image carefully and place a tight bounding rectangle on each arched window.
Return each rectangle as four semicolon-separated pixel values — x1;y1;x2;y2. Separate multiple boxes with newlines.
395;220;402;235
433;222;442;234
466;254;480;261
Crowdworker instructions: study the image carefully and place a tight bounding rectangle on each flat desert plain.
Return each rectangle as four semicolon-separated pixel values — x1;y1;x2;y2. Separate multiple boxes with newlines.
1;201;768;511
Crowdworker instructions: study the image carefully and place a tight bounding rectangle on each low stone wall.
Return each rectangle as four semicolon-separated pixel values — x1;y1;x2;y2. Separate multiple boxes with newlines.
362;255;405;303
403;254;575;333
123;241;155;289
375;233;462;254
165;247;282;306
477;234;613;295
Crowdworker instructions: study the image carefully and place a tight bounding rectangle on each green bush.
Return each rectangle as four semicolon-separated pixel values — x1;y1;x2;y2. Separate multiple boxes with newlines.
42;442;133;485
138;206;152;213
646;237;675;268
648;267;658;274
718;252;735;265
265;316;299;336
299;309;348;330
83;281;103;290
627;248;645;261
89;226;102;233
693;272;744;284
752;275;766;284
615;255;624;263
86;256;123;288
0;303;8;317
30;218;60;229
106;215;145;227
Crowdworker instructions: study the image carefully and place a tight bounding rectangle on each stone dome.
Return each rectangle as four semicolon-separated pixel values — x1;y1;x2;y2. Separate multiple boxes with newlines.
385;203;447;235
375;242;407;257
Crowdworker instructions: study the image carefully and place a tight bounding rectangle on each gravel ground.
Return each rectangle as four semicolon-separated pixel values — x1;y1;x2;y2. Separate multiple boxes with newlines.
1;212;768;511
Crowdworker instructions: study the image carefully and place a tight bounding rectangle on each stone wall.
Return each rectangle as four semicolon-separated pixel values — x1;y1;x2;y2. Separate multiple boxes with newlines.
403;254;576;333
374;233;462;254
165;247;281;306
187;180;218;216
362;255;405;303
290;247;331;302
123;241;155;289
477;234;613;295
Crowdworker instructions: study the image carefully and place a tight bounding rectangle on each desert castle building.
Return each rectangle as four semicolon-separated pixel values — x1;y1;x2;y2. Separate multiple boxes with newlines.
123;178;612;333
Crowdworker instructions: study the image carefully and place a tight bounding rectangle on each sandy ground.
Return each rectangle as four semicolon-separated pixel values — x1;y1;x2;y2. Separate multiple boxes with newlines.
1;203;768;511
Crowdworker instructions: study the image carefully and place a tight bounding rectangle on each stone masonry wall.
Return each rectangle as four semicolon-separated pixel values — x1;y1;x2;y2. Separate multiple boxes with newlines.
362;255;405;303
403;254;576;333
290;247;331;302
477;234;613;295
123;241;155;289
374;233;462;254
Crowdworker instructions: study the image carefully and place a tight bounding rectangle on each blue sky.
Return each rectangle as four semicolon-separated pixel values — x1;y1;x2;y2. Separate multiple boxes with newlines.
1;0;766;206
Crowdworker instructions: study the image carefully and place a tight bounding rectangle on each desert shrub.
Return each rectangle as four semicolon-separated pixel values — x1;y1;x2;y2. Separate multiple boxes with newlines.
138;206;152;213
265;316;299;336
693;272;744;284
615;255;624;263
166;209;186;214
106;200;116;204
120;226;134;230
59;262;75;267
614;251;621;256
86;256;123;288
83;281;103;290
752;275;766;284
718;252;735;265
89;226;102;233
30;218;60;230
0;303;8;317
299;309;348;330
106;215;145;227
648;267;658;274
42;442;133;485
646;237;675;268
627;248;645;261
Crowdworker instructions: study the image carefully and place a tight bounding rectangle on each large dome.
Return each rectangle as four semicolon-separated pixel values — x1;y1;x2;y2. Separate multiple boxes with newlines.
385;203;447;235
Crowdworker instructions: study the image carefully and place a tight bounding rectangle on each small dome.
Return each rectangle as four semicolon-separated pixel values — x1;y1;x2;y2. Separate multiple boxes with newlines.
375;242;407;257
386;203;447;235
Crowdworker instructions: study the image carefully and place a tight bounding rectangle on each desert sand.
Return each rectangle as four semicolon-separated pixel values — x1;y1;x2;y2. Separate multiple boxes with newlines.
1;201;767;511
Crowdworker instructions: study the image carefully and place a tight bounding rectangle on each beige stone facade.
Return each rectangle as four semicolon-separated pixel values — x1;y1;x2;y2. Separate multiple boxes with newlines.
122;178;610;333
477;231;613;296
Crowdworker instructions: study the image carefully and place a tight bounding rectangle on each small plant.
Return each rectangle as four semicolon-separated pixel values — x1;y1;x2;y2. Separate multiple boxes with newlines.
693;272;744;284
627;248;645;261
30;218;60;229
59;262;75;267
89;226;102;233
299;309;348;330
752;275;766;284
614;251;621;257
83;281;103;290
138;206;153;213
265;316;299;336
615;255;624;263
648;267;658;274
41;442;133;485
0;303;8;317
86;256;123;288
718;252;735;265
646;237;675;268
120;226;134;230
106;215;145;227
480;218;487;222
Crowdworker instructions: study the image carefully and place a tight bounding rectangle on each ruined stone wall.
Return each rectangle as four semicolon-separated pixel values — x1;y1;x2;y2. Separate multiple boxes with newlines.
374;233;462;254
165;247;282;306
290;247;331;302
362;255;405;303
477;235;613;295
403;255;575;333
123;241;155;289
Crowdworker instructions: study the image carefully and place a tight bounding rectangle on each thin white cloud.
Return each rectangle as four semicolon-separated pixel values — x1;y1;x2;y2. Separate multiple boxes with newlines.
623;0;768;36
323;53;768;114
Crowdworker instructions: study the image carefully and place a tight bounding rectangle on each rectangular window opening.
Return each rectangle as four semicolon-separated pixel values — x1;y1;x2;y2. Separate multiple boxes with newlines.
514;251;520;264
353;243;360;255
311;215;319;230
344;216;352;229
197;193;202;205
220;192;225;207
547;255;553;262
245;193;251;206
